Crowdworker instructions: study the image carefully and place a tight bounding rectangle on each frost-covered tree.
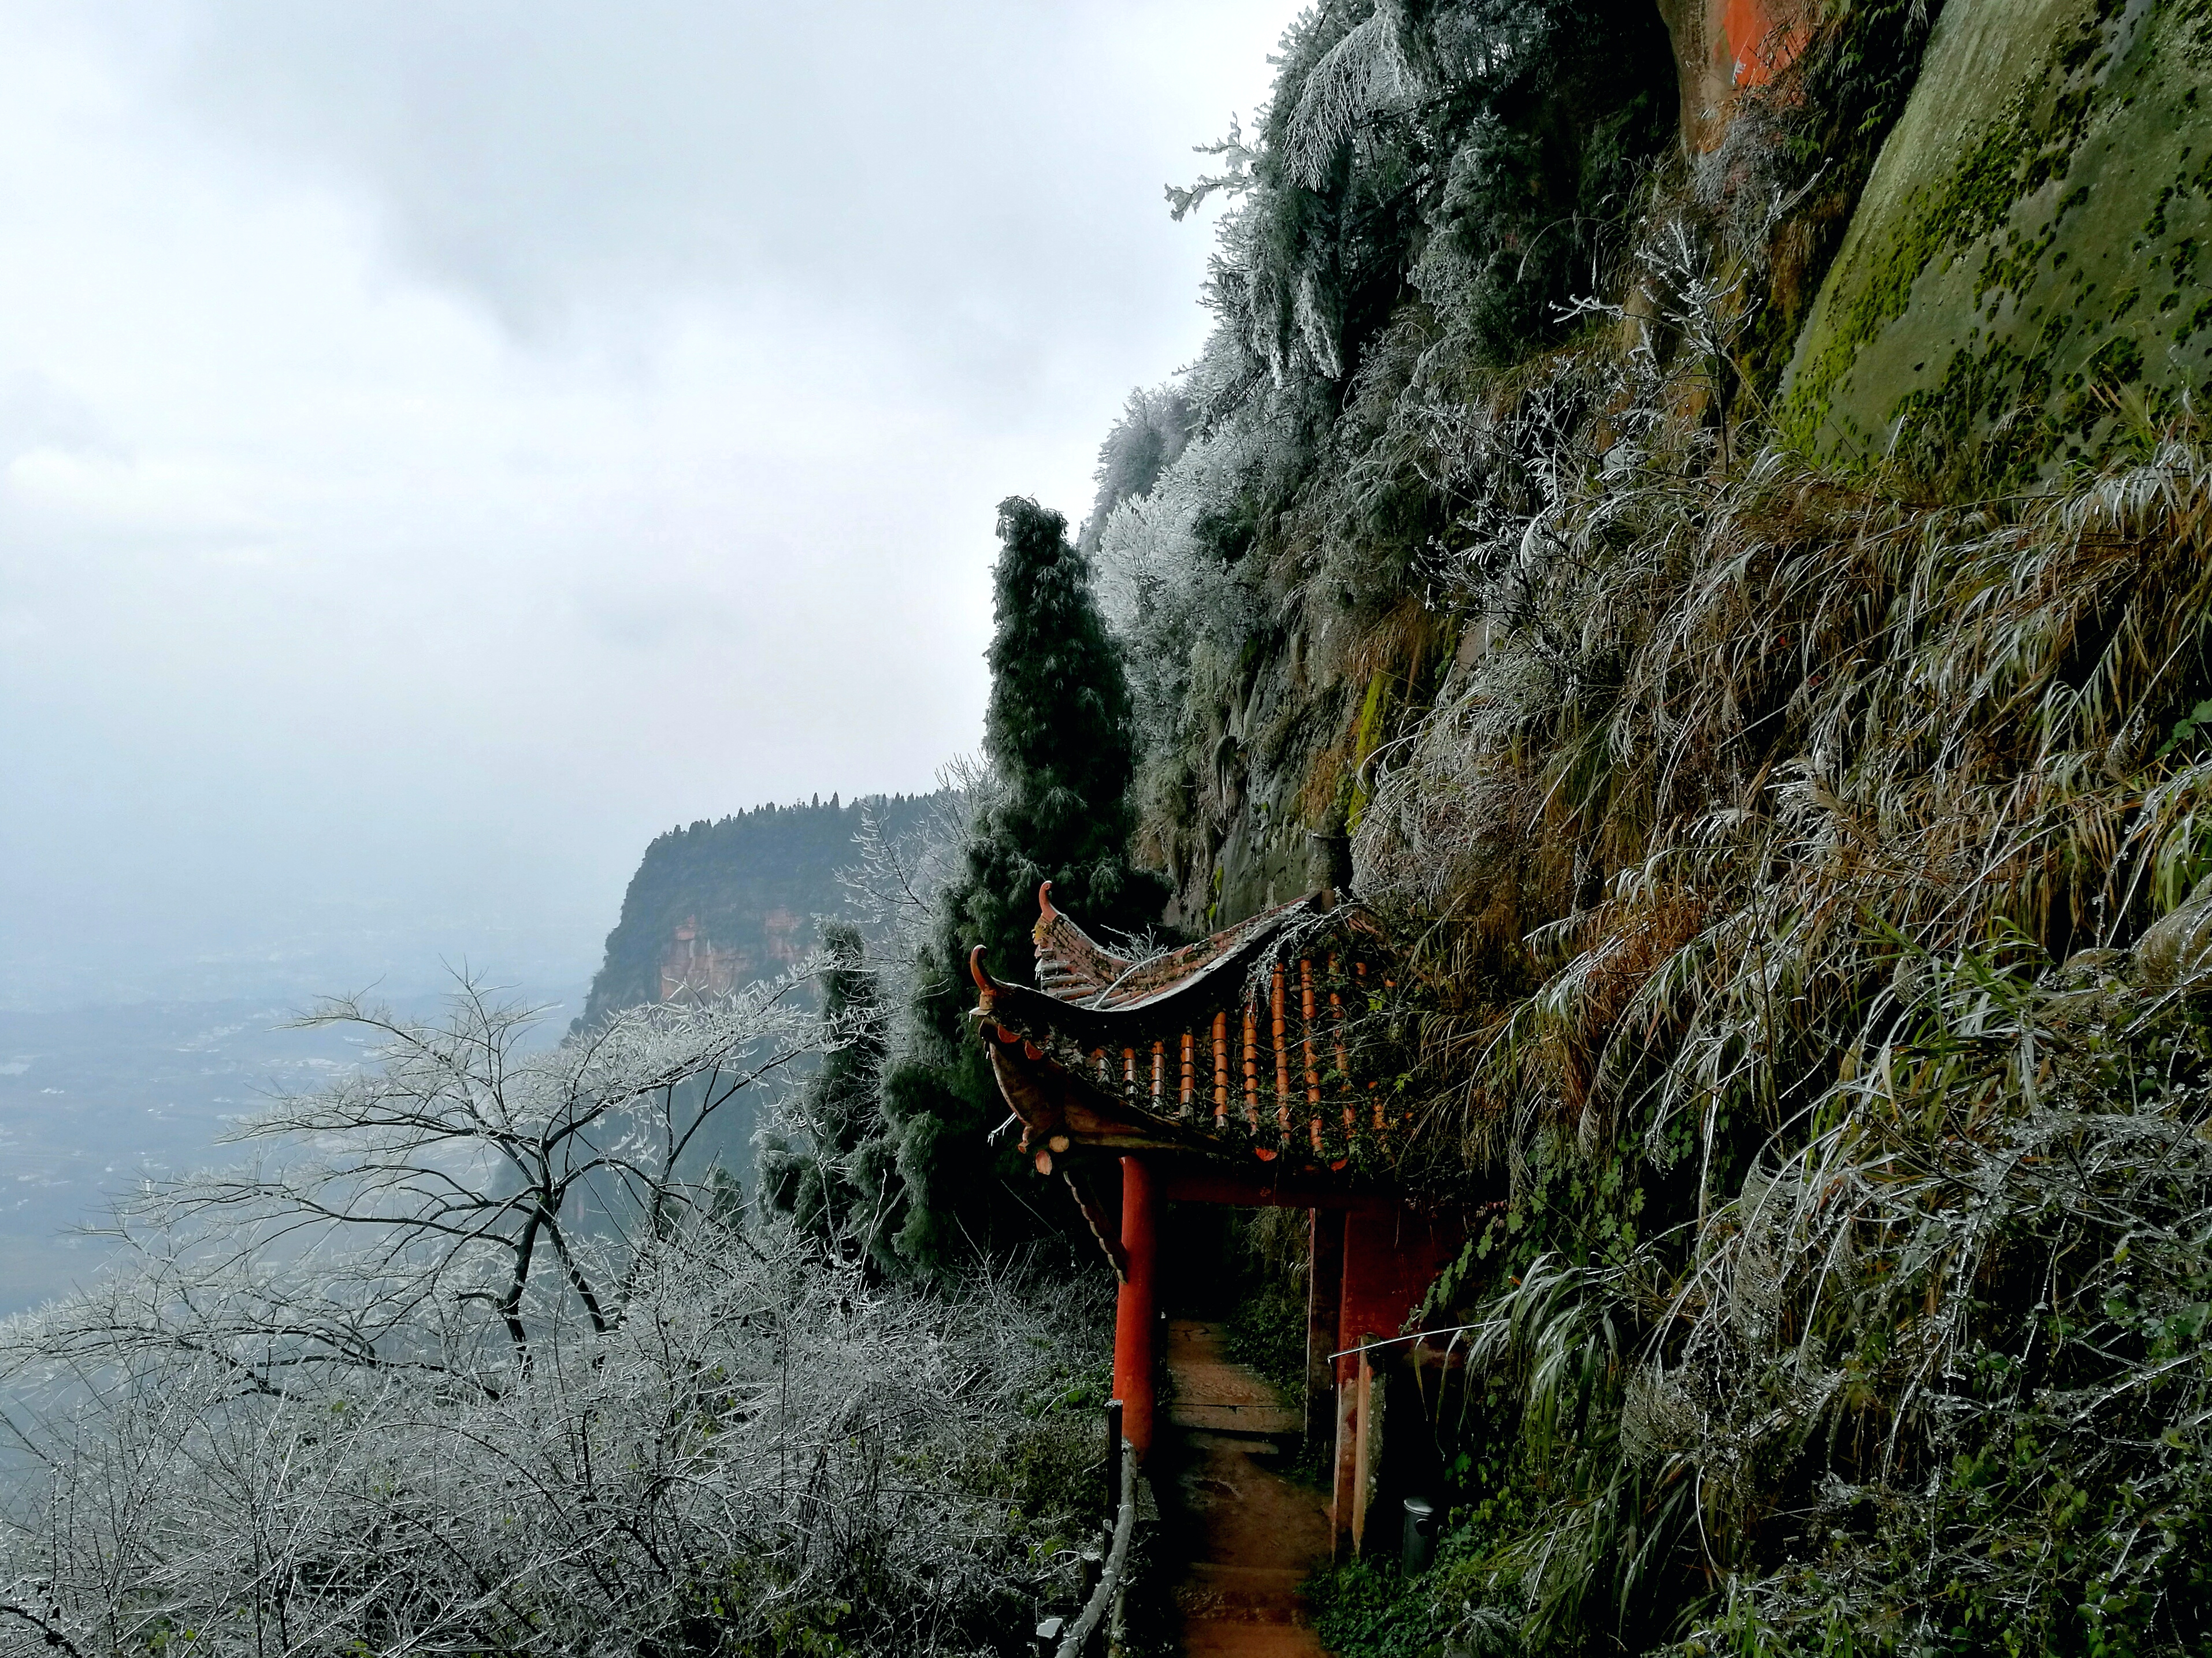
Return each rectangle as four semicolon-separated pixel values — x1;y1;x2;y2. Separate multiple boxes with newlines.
878;497;1167;1269
79;969;829;1367
1;1220;1105;1657
1077;384;1191;554
1186;0;1675;393
0;971;1111;1657
835;758;1003;1047
1094;420;1271;764
759;922;895;1263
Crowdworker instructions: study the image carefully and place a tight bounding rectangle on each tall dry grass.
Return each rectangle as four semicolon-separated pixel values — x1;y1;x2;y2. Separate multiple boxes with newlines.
1361;440;2212;1183
1333;339;2212;1645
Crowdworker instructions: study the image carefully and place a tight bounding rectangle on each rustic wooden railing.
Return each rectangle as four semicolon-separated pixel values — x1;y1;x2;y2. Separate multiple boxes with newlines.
1035;1401;1141;1657
1052;1439;1136;1658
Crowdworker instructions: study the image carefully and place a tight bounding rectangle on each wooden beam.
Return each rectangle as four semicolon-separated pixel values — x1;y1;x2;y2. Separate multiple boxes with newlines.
1157;1168;1392;1210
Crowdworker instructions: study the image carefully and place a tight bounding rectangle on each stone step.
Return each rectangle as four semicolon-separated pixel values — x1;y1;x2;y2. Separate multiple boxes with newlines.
1178;1562;1313;1612
1167;1401;1304;1434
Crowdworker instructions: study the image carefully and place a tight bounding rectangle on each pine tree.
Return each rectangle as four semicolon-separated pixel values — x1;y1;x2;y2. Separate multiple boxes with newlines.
878;497;1168;1269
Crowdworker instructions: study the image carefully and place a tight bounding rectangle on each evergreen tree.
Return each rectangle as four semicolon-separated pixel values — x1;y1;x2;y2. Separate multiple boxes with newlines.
878;497;1168;1269
759;923;888;1258
1077;385;1191;554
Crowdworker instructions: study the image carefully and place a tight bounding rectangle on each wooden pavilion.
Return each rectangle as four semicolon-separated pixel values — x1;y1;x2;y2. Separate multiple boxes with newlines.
971;880;1464;1559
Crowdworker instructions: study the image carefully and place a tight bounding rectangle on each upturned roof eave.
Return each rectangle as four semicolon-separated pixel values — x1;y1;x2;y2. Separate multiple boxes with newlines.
1029;880;1324;1014
976;1010;1396;1196
982;1034;1223;1158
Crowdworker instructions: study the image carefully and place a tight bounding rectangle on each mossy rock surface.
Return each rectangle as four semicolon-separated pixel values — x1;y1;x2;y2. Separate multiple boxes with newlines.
1779;0;2212;488
1211;813;1315;929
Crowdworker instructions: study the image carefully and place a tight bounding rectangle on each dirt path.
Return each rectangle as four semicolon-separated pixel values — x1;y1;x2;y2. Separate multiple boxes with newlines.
1156;1318;1333;1657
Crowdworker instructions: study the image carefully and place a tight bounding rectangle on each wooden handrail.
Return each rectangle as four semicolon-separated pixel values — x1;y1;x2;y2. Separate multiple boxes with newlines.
1055;1436;1137;1658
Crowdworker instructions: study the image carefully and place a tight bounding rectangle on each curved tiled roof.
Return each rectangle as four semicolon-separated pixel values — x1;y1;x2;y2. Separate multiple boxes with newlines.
974;885;1402;1175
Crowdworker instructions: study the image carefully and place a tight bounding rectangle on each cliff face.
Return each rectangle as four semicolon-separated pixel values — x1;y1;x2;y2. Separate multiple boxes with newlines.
581;795;936;1027
1781;0;2212;486
1657;0;1812;148
1158;0;2212;931
1093;3;2212;1649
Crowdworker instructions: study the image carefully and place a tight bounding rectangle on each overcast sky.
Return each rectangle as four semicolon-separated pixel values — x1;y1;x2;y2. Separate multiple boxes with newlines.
0;1;1298;1008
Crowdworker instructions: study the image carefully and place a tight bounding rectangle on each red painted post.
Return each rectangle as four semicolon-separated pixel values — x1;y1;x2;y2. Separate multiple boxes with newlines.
1306;1208;1346;1445
1114;1155;1160;1460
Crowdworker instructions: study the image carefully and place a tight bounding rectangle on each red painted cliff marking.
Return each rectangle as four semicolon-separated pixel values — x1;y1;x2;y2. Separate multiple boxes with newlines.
1723;0;1809;89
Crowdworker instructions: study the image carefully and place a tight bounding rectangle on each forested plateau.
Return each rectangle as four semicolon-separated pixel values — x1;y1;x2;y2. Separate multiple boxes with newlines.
10;1;2212;1654
580;794;940;1028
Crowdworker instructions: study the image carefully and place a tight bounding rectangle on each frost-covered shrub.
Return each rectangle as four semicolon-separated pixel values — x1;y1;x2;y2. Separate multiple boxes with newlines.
0;976;1112;1657
1078;385;1192;556
1094;423;1272;767
0;1233;1111;1657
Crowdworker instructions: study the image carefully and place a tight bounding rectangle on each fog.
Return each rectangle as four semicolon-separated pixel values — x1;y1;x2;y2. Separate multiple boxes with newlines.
0;0;1297;1008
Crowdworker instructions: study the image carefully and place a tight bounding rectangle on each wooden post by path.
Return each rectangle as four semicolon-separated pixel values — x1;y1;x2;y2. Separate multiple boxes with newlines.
1351;1340;1384;1558
1104;1399;1123;1520
1113;1155;1160;1459
1331;1347;1360;1562
1305;1208;1345;1445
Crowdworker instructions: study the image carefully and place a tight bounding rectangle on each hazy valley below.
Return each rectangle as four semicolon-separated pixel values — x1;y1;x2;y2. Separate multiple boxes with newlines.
0;986;582;1315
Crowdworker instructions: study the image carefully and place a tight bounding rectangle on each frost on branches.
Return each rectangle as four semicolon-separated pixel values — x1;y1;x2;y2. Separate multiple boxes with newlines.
0;972;1109;1657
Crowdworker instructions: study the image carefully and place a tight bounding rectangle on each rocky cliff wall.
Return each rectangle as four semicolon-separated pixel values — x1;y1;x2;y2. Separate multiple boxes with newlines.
1657;0;1811;148
1782;0;2212;487
581;794;937;1026
1175;0;2212;933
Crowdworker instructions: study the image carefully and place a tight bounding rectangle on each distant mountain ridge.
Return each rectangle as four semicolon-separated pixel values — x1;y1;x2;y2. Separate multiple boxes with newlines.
581;794;937;1027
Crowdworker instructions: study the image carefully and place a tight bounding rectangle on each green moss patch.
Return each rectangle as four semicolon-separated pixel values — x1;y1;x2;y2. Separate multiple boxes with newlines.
1780;0;2212;490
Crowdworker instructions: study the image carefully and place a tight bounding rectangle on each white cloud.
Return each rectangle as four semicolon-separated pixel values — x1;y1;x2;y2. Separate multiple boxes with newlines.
0;0;1301;1008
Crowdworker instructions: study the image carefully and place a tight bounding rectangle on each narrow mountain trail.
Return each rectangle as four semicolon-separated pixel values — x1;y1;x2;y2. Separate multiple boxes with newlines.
1155;1318;1333;1656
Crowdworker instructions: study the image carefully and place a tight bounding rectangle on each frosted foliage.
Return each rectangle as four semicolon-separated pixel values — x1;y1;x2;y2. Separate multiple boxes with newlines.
1080;385;1191;553
1281;0;1416;191
0;970;1106;1656
1093;426;1267;761
0;1236;1106;1656
1183;0;1665;391
1424;1;1548;83
838;755;1000;1060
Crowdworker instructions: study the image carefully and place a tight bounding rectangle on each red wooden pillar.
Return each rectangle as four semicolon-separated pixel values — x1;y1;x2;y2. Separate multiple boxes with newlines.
1114;1154;1160;1460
